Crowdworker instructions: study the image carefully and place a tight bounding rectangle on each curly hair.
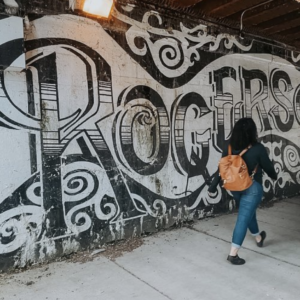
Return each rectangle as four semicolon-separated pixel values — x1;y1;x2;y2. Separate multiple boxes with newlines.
230;118;258;150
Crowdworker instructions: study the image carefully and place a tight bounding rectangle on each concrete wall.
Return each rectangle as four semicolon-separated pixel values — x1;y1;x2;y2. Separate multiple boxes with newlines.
1;0;300;271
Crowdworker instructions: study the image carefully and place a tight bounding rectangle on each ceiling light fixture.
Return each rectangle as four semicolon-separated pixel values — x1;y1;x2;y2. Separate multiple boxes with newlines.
83;0;114;18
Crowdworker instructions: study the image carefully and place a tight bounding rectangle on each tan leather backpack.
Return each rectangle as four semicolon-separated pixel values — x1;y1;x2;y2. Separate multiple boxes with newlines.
219;145;257;191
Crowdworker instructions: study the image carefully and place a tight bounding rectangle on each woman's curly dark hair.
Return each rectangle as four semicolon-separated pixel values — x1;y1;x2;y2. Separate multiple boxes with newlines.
230;118;258;150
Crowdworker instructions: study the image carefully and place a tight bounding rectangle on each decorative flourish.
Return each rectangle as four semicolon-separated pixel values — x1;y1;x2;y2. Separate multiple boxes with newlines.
131;194;167;217
188;183;222;210
95;195;119;221
64;169;99;200
114;10;252;79
284;145;300;184
0;175;43;255
62;162;119;234
261;139;296;194
0;206;44;254
261;140;278;194
273;162;295;188
26;182;42;206
292;51;300;63
63;166;98;233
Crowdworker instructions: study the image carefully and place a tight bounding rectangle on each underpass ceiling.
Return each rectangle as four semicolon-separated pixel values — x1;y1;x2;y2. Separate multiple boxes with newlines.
143;0;300;50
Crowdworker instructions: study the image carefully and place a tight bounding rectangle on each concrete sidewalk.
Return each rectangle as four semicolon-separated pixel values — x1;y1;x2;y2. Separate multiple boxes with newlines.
0;197;299;300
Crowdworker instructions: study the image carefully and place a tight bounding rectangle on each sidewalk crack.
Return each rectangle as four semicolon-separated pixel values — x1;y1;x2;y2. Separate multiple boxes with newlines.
112;261;173;300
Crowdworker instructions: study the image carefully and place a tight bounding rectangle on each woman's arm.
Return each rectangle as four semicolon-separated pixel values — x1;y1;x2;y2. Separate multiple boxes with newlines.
207;144;229;193
208;172;221;193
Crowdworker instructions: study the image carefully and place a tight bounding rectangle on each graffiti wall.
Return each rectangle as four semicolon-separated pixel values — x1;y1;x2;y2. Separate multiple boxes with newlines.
1;2;300;270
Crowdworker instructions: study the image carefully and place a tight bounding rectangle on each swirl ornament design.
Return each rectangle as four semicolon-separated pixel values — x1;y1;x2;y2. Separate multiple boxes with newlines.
62;162;119;234
132;194;167;217
261;136;300;199
188;184;222;210
0;206;44;254
115;10;252;79
284;145;300;184
25;182;42;206
0;176;43;255
64;169;98;200
292;51;300;63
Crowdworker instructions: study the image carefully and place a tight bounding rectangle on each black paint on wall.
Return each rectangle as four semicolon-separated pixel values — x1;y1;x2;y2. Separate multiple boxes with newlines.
0;39;23;68
0;2;300;272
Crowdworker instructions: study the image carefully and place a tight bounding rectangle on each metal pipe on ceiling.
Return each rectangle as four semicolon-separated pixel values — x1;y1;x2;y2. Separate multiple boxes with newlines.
240;0;275;32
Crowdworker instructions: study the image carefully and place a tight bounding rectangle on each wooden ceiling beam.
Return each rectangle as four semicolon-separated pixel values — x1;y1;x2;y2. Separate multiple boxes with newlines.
262;14;300;34
278;25;300;36
227;0;297;23
292;41;300;50
244;0;298;23
191;0;235;14
281;30;300;42
169;0;205;8
209;0;269;18
257;10;300;30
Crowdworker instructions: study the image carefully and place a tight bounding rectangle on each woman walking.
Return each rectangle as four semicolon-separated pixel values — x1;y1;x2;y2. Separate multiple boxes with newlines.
208;118;277;265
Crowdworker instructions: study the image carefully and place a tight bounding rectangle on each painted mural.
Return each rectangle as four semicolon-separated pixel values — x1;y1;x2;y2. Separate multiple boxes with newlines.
1;2;300;269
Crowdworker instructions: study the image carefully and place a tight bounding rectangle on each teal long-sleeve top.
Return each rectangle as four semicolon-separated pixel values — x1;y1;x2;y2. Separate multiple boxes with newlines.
208;142;278;193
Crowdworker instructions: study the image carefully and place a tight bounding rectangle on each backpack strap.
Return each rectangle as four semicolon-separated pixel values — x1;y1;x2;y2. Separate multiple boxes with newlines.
239;145;251;157
228;144;232;155
228;144;251;156
251;165;258;179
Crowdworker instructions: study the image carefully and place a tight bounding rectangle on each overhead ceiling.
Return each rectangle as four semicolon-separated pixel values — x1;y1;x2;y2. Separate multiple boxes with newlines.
144;0;300;50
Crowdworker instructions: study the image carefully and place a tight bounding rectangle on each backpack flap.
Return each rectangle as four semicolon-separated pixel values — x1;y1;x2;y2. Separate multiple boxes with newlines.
218;146;254;191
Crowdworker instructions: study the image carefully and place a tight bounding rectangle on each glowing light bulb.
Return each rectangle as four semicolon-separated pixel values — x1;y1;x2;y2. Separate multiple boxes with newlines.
83;0;114;18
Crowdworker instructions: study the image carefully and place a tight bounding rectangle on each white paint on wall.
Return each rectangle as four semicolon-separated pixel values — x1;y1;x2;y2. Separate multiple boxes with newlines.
1;9;300;267
3;0;18;8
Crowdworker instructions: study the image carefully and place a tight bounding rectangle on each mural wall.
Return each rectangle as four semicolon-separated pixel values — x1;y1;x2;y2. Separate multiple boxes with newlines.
1;2;300;270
